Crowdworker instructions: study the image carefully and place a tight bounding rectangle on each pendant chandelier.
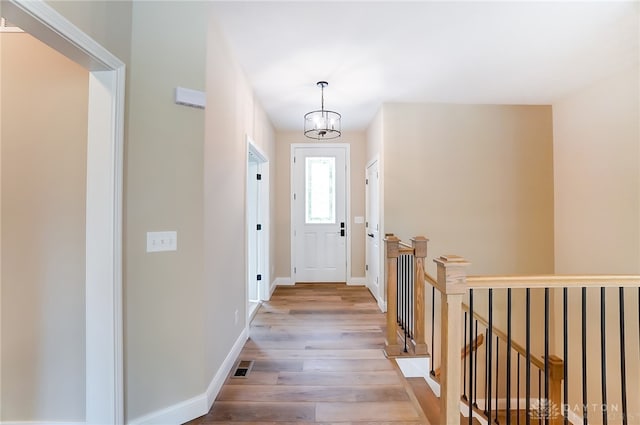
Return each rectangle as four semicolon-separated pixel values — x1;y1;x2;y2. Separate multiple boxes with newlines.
304;81;341;140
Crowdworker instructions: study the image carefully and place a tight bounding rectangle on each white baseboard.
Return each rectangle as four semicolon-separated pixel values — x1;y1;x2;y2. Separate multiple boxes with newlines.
205;327;249;408
348;277;366;286
129;328;249;425
425;370;440;397
460;399;488;425
363;281;385;312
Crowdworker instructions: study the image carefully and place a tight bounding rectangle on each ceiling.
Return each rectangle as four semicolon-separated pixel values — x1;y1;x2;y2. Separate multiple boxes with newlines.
211;1;639;132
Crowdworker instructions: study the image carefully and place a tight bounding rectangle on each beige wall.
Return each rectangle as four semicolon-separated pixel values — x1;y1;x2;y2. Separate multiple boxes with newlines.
1;33;88;421
124;2;208;420
382;103;555;276
366;108;384;164
204;12;276;384
274;130;366;280
45;0;132;65
553;67;640;275
552;67;640;422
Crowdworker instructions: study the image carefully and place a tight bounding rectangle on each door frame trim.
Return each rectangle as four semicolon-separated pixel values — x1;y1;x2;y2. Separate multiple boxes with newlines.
2;1;125;423
290;143;351;283
246;135;270;304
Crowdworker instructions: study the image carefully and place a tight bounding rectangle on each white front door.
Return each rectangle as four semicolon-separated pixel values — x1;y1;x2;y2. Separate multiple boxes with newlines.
293;146;347;282
366;160;380;296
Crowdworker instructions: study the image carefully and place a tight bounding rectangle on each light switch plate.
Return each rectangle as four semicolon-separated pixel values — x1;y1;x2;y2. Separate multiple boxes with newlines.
147;231;177;252
354;216;365;224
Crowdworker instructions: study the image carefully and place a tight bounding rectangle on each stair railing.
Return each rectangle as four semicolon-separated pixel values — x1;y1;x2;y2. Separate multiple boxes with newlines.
384;235;428;357
435;257;640;425
385;234;640;425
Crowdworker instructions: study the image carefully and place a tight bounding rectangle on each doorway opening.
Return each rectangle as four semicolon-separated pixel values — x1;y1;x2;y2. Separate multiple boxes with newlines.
1;1;125;423
246;137;269;321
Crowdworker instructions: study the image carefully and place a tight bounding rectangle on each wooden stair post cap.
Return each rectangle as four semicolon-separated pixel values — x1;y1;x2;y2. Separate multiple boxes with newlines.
434;255;470;265
434;255;470;295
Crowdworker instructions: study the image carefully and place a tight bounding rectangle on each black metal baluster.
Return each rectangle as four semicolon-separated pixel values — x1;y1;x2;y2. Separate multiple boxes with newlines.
563;288;568;425
526;288;531;425
404;255;408;338
396;256;400;325
619;287;628;425
495;335;500;425
601;287;608;425
469;289;474;425
544;287;549;425
581;287;587;425
507;288;512;425
488;289;494;424
404;255;408;352
474;319;479;408
485;328;490;416
518;354;521;425
463;311;468;401
408;255;411;338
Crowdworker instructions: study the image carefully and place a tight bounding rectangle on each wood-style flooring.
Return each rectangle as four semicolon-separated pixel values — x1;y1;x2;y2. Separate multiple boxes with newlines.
186;283;430;424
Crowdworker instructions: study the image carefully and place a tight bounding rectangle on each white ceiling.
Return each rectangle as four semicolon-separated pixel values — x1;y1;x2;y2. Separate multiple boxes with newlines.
211;1;639;131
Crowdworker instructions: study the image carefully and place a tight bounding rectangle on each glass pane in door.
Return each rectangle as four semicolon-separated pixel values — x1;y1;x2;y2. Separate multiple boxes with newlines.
305;157;335;224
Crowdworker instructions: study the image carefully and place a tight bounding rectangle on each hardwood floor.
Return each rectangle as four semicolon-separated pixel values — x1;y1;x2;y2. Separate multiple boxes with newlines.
186;283;430;424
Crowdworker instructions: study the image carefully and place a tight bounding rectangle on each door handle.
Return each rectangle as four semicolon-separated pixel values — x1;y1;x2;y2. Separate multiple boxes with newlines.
339;229;345;237
367;233;374;238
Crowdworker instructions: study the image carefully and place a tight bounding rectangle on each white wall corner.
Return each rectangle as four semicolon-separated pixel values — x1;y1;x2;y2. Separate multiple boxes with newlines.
128;328;249;425
348;277;366;286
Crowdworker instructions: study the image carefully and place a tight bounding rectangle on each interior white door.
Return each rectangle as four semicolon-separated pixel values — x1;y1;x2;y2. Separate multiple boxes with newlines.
365;160;380;295
293;146;347;282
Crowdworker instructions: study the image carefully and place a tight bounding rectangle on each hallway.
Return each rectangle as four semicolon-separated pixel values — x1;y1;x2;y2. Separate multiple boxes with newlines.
187;284;429;424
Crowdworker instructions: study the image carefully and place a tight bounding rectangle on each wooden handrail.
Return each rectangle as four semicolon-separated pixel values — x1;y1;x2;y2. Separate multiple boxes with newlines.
462;303;545;370
398;247;414;254
466;274;640;289
425;271;437;287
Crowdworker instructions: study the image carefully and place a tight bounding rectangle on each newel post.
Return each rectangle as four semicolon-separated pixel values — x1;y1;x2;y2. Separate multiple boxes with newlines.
434;255;470;425
548;355;565;425
411;236;428;355
384;235;402;357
